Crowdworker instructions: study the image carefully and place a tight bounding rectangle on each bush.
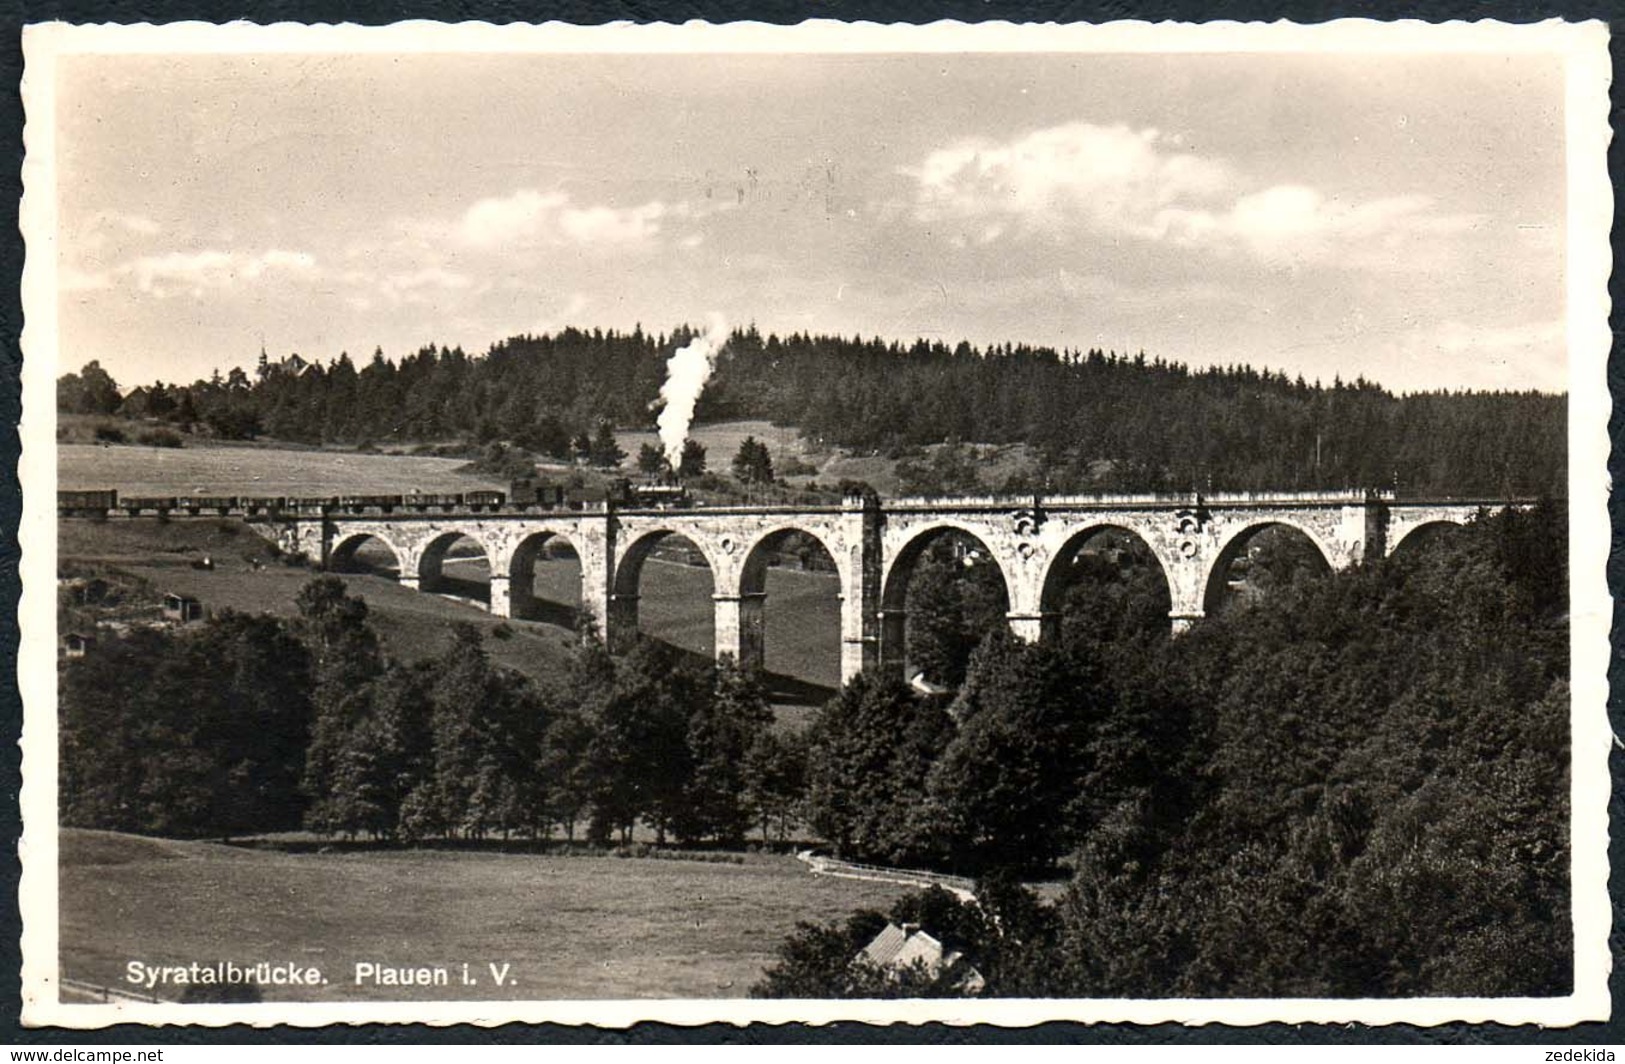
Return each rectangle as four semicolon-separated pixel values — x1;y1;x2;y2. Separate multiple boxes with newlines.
778;454;818;477
92;424;126;444
136;428;184;449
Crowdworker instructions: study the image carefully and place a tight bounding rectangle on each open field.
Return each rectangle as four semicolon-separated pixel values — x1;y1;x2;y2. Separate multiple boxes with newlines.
59;441;507;496
60;420;818;497
59;829;909;1001
614;419;818;475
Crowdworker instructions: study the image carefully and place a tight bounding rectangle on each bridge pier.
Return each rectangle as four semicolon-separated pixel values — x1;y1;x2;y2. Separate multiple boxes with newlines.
1169;611;1202;636
1006;610;1058;643
397;574;420;591
878;608;908;680
714;592;766;671
489;574;511;618
607;593;639;652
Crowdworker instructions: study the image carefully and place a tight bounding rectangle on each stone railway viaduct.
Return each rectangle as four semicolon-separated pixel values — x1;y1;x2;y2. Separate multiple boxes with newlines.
249;490;1500;683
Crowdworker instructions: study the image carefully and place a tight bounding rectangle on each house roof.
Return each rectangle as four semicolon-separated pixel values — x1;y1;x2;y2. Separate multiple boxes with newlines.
861;923;954;975
858;921;986;994
860;922;912;968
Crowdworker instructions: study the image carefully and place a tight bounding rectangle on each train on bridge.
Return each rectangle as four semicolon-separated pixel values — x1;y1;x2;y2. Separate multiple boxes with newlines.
57;477;693;518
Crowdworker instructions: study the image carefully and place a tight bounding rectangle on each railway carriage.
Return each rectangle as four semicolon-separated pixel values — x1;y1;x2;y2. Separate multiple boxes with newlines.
176;496;239;514
403;493;466;511
57;489;117;517
120;495;177;514
463;490;507;511
334;494;404;513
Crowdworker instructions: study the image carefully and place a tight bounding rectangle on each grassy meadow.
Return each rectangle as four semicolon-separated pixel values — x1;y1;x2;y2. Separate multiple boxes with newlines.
59;829;909;1002
58;441;508;497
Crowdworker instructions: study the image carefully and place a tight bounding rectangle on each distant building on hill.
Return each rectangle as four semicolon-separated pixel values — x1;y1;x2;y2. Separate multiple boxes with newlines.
162;593;203;624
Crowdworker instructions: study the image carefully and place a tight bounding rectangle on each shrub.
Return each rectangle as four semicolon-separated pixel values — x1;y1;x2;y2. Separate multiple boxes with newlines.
136;428;184;449
92;424;126;444
777;454;818;477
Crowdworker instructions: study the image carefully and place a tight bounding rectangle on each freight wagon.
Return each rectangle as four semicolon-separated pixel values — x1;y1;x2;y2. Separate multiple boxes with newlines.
334;495;404;512
120;495;178;514
57;489;118;516
463;490;507;511
404;493;467;511
176;496;239;513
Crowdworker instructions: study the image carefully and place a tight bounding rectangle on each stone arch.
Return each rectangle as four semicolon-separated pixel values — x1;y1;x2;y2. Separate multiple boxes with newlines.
879;523;1014;682
611;528;718;656
509;529;586;626
1388;518;1469;557
418;529;495;605
734;526;845;694
881;522;1015;613
1202;519;1334;615
1039;523;1174;637
329;531;405;578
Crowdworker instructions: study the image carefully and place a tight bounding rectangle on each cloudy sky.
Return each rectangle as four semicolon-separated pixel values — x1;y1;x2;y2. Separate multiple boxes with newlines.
52;45;1567;393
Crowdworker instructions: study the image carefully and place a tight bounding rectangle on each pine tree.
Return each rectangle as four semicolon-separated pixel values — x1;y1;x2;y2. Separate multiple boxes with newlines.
678;439;707;478
589;421;626;469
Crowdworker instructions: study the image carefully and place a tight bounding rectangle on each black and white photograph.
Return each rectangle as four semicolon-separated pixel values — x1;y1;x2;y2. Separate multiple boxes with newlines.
17;19;1613;1029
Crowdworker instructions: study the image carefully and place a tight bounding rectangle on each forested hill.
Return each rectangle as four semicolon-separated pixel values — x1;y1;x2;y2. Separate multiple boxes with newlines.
61;325;1566;496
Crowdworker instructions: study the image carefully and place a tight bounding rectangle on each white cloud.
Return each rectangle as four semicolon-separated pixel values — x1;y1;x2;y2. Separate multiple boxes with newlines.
1156;186;1482;266
460;190;570;247
908;121;1482;269
122;248;318;298
909;122;1233;240
559;202;666;244
458;188;668;249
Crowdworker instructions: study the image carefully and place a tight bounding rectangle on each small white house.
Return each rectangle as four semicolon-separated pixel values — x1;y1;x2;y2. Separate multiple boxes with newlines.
858;922;985;995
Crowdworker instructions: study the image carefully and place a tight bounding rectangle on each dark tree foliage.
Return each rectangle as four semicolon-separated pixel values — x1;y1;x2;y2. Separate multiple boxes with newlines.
742;726;808;844
1050;501;1570;998
731;435;775;484
678;438;708;479
636;442;667;476
588;420;626;469
786;503;1567;998
57;360;123;416
73;325;1562;495
60;613;313;837
919;633;1098;875
679;658;773;845
804;674;953;865
902;538;1010;690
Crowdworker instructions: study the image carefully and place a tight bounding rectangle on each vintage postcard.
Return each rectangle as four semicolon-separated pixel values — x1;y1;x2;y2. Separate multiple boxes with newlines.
17;19;1613;1029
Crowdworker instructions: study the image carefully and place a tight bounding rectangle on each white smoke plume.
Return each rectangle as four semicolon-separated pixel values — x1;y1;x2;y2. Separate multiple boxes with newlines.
656;313;728;469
